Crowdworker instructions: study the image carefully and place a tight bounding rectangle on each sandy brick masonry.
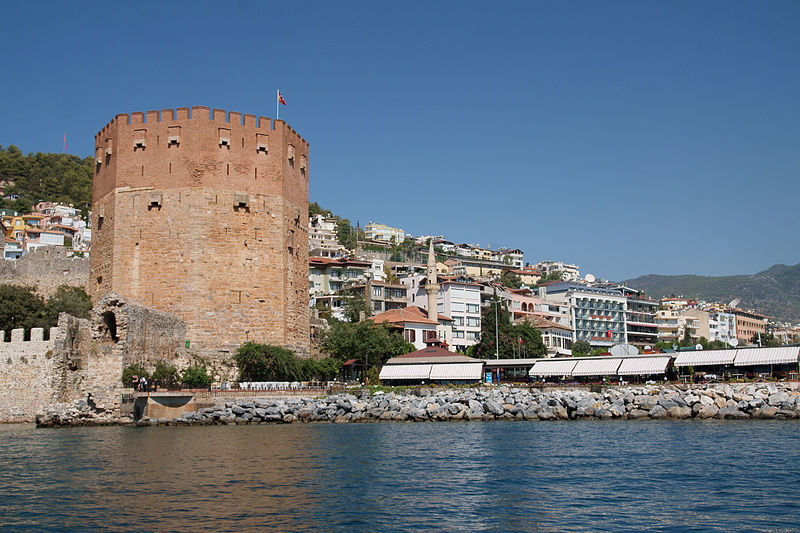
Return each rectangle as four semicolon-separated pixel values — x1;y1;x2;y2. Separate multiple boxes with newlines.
0;246;89;297
0;328;58;422
0;298;189;423
90;107;309;355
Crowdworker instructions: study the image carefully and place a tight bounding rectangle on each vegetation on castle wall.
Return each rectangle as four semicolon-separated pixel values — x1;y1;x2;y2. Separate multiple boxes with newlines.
152;360;180;388
122;364;149;386
181;361;211;388
234;342;342;381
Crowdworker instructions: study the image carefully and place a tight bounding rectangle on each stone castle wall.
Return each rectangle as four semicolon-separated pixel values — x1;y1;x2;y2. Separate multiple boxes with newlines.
0;328;58;422
0;246;89;297
0;297;189;423
90;106;309;355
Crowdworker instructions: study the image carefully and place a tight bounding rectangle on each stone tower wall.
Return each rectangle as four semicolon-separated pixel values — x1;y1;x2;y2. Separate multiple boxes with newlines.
90;107;309;354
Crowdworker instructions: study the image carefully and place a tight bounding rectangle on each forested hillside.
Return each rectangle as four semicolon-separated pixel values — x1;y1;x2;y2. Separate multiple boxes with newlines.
0;145;92;213
624;263;800;323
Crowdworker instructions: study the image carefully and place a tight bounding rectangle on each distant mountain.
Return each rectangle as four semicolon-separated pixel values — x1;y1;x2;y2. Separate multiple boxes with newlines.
622;263;800;323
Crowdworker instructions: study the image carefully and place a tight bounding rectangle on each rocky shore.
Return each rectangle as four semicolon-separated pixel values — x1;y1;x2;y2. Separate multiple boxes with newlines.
35;382;800;427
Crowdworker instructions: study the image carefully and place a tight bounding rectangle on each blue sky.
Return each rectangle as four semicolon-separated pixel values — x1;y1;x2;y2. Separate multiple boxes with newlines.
1;1;798;280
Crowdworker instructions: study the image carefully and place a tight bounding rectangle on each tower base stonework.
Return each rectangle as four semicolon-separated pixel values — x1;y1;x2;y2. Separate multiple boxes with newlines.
90;107;309;355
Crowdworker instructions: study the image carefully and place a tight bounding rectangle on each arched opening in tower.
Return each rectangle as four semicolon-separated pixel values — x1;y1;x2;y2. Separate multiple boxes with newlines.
100;311;119;343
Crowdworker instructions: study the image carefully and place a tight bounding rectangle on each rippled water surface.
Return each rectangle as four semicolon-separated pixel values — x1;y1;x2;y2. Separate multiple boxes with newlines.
2;420;800;532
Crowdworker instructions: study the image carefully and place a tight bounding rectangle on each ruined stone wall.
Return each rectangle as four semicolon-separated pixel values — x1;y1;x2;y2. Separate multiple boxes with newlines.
0;246;89;297
91;107;309;354
93;292;187;369
0;296;189;422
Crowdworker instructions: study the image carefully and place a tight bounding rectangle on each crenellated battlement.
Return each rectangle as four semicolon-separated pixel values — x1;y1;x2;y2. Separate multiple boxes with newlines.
0;327;58;344
90;105;310;355
95;106;308;147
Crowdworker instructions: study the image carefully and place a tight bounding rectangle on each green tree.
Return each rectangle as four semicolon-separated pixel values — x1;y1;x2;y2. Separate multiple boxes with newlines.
308;201;332;217
589;348;608;356
499;271;522;289
313;300;333;323
536;271;563;286
0;284;48;340
234;342;302;381
0;146;93;211
320;320;414;367
384;264;400;285
122;364;149;387
337;218;361;250
572;340;591;356
181;360;211;388
680;328;694;347
343;292;371;323
471;297;546;359
151;360;180;388
750;332;782;347
299;356;342;380
45;285;92;324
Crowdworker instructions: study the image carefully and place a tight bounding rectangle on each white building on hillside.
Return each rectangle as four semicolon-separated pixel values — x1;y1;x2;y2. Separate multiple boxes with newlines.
309;214;346;257
364;221;405;243
535;260;580;281
404;275;483;351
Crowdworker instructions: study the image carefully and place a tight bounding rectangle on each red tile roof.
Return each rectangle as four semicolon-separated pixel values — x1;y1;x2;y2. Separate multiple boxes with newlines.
370;306;441;326
393;346;478;363
514;314;572;332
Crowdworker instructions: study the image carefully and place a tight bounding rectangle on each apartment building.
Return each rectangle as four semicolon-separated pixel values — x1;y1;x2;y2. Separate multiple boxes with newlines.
404;274;483;350
732;308;767;343
620;288;659;348
364;221;405;243
656;309;701;344
537;282;627;348
534;260;580;282
309;214;346;258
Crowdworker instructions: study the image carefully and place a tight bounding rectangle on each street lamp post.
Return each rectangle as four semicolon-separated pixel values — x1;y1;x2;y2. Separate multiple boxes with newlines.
494;298;500;360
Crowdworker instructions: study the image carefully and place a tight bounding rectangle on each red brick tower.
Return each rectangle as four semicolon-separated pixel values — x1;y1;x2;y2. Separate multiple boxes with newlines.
90;107;309;355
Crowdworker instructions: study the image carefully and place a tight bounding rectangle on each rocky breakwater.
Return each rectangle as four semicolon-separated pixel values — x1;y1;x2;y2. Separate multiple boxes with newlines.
127;382;800;427
35;399;134;427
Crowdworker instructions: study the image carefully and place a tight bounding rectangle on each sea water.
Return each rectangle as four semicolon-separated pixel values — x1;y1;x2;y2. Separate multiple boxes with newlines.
1;420;799;532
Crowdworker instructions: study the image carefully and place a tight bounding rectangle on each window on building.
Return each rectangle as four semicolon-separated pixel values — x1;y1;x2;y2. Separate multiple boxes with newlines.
466;317;480;327
453;316;464;326
466;303;479;314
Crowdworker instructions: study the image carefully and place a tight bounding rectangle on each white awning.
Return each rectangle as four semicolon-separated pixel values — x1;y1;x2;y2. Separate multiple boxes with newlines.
429;363;484;380
572;358;622;377
673;350;736;367
617;356;671;376
529;359;577;377
379;364;431;380
733;347;800;367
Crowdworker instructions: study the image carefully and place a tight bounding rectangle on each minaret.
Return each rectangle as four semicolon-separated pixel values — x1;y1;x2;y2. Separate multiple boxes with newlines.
425;239;440;322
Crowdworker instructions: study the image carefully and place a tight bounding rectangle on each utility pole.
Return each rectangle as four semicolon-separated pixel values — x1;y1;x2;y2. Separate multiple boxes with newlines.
494;297;500;360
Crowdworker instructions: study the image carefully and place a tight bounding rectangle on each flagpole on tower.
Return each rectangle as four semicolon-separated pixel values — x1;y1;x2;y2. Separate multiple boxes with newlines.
276;89;279;121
